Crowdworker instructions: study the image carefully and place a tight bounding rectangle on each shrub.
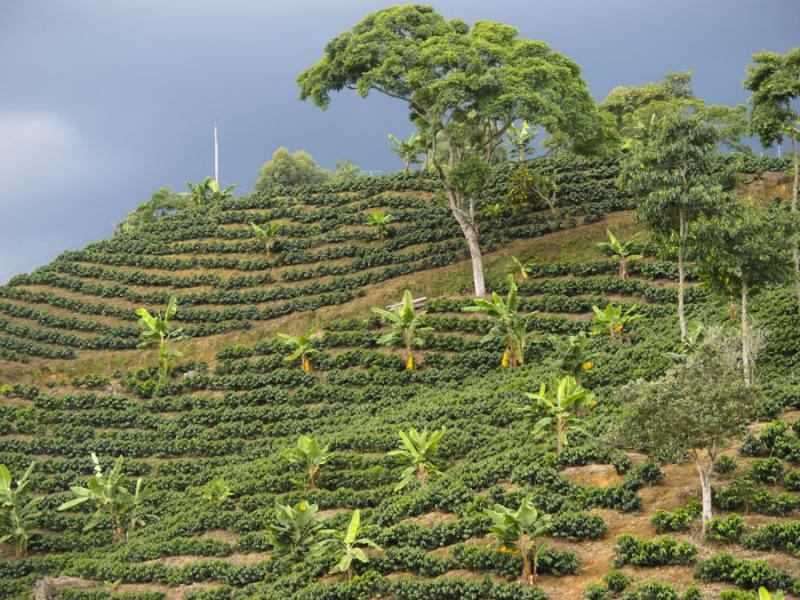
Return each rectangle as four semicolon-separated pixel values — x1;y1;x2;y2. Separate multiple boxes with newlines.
613;535;698;568
783;469;800;491
748;458;784;484
619;581;679;600
604;570;631;593
650;501;700;533
633;460;665;485
705;514;747;544
584;583;609;600
714;456;737;475
696;552;795;590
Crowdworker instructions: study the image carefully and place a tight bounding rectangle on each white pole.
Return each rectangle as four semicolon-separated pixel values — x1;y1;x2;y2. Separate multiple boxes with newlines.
214;121;220;183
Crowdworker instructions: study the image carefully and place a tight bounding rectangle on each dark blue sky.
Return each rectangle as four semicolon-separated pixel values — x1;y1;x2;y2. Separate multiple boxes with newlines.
1;0;797;281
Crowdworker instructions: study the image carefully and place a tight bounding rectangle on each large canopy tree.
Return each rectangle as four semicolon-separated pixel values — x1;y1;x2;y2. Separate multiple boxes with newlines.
297;4;600;296
744;48;800;309
621;107;733;341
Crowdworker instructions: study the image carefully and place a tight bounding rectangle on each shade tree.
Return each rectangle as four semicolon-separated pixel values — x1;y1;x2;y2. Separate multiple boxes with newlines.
298;5;602;296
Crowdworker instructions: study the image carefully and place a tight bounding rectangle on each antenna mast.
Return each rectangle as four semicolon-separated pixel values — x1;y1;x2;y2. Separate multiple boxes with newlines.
214;121;220;183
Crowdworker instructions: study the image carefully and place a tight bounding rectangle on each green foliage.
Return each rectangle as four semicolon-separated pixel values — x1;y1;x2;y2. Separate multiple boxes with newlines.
372;290;433;370
388;133;423;172
277;326;320;372
744;48;800;150
387;428;445;491
696;552;795;592
613;535;698;568
57;453;151;540
317;509;382;580
283;435;331;489
255;147;331;192
650;501;700;533
517;375;596;454
706;514;748;543
0;462;40;557
590;303;643;341
250;222;280;257
187;177;235;206
198;477;232;505
116;186;192;235
136;295;188;387
365;209;395;241
597;229;643;280
265;501;325;558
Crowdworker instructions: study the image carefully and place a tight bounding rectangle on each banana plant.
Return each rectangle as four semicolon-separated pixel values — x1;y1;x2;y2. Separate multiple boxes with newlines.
758;588;785;600
365;210;394;241
664;321;706;363
597;229;643;280
317;510;382;581
506;120;535;162
57;454;150;540
250;222;280;258
485;496;553;585
388;132;422;172
277;326;319;372
387;428;445;491
187;176;235;206
590;303;643;342
510;256;535;281
283;435;331;488
199;477;232;505
0;462;41;557
464;276;534;367
517;375;596;454
372;290;433;370
136;295;187;387
548;331;595;384
483;203;504;220
266;501;325;558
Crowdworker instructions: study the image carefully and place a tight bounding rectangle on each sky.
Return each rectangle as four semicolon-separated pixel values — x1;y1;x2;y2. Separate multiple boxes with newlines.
1;0;798;282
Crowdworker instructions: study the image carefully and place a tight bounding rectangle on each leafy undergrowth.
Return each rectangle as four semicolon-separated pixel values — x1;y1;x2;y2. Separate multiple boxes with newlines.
0;156;798;599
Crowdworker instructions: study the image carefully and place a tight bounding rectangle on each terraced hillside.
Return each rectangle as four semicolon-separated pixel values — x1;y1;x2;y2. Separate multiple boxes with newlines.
0;153;798;600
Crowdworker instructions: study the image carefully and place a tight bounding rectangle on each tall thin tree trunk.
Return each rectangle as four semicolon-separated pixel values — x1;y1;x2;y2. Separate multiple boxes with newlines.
741;280;751;386
448;193;485;297
695;457;713;534
677;210;688;342
792;130;800;310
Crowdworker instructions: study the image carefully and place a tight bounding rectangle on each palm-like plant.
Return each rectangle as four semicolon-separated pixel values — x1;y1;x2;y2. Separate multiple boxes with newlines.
483;203;504;220
365;210;394;241
590;303;643;342
199;477;232;505
187;176;235;206
549;331;595;385
485;496;553;585
283;435;331;488
517;376;596;454
277;326;319;372
266;501;325;558
387;428;445;491
388;133;422;172
664;321;706;363
0;462;41;557
758;588;785;600
597;229;643;280
251;222;280;258
510;255;535;281
317;510;382;581
506;120;535;162
464;276;534;367
57;454;150;540
372;290;433;370
136;295;187;387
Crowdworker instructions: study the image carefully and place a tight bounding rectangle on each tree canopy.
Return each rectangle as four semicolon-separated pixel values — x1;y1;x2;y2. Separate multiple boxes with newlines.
255;147;332;193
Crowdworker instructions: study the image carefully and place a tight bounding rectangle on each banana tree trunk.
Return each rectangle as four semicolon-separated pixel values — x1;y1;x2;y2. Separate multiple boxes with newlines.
519;534;533;585
619;256;628;280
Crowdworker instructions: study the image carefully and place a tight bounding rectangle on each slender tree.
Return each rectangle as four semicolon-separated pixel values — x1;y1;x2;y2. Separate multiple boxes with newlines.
614;328;759;534
298;5;601;296
692;203;795;385
744;48;800;308
372;290;433;370
621;107;732;341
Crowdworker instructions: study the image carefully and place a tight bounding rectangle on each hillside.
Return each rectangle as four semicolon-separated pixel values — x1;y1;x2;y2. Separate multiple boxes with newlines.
1;154;800;600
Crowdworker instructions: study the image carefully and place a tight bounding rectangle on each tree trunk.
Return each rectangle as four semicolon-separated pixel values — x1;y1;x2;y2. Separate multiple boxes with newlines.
619;256;628;280
695;458;713;534
519;534;533;585
741;280;751;386
447;191;485;297
792;130;800;310
677;210;688;342
556;417;564;455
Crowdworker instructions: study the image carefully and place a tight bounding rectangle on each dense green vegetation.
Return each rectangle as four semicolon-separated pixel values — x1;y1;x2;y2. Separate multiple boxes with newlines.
1;5;799;599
